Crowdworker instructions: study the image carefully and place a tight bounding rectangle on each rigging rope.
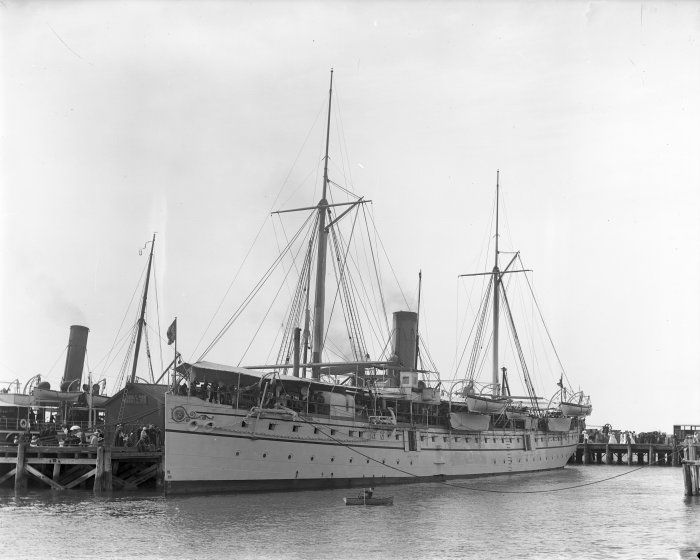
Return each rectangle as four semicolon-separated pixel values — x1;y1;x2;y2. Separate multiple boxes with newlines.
97;259;147;381
153;255;165;378
500;283;540;410
197;211;315;361
365;205;411;310
238;219;315;366
517;255;572;391
294;413;685;495
362;205;391;338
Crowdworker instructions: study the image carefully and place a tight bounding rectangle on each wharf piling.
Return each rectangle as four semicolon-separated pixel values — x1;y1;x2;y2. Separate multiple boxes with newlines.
0;444;163;493
682;442;700;496
574;440;700;496
14;442;27;492
573;441;688;467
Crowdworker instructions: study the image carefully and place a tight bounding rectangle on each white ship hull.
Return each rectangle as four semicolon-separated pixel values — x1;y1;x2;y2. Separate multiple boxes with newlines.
164;394;579;494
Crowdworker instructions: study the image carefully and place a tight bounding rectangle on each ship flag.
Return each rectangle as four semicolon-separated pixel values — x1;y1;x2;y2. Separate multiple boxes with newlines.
167;318;177;345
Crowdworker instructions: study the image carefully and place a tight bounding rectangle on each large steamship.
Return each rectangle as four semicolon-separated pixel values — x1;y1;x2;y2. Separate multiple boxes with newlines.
163;73;589;494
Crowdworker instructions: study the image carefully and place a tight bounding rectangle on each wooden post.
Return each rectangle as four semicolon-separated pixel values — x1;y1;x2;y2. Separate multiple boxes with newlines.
582;442;589;465
15;442;27;492
52;461;61;482
694;465;700;495
104;447;113;491
648;444;654;466
605;443;612;464
626;443;633;466
683;463;693;496
155;456;164;489
672;445;679;467
93;445;104;492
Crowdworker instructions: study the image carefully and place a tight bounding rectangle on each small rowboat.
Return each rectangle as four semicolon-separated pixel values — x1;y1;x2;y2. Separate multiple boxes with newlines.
343;496;394;506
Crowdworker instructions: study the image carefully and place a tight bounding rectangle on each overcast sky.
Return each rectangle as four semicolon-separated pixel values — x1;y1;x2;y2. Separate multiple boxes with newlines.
1;1;699;432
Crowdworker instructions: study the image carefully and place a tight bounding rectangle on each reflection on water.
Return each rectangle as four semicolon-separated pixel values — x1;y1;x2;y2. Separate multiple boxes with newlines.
1;467;698;560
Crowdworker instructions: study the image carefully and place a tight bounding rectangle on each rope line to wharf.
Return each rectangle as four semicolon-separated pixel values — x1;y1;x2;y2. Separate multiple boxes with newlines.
44;400;682;495
294;414;685;495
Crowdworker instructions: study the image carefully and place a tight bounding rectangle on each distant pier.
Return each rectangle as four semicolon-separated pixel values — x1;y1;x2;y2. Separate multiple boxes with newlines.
571;442;685;467
0;443;163;492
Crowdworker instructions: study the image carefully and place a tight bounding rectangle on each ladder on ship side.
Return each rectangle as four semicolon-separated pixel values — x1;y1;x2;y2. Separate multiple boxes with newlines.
116;385;129;426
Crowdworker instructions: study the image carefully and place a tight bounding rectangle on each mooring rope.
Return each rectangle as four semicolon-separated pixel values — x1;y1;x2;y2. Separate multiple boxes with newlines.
294;414;686;494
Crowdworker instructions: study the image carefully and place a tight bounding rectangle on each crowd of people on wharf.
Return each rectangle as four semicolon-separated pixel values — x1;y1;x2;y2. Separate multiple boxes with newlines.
581;424;694;446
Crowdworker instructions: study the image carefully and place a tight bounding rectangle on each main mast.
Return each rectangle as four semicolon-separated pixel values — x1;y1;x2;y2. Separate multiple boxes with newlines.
130;233;156;384
311;69;334;379
492;171;500;396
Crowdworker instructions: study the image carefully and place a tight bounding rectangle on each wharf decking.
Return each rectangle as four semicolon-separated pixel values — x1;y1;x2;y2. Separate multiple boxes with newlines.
0;443;163;492
571;442;685;467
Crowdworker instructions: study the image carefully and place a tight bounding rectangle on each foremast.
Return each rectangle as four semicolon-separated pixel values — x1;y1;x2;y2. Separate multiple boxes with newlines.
311;69;333;380
130;233;156;384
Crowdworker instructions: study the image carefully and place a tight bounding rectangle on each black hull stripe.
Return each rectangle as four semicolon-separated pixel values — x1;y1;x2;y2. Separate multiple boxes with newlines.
164;466;568;495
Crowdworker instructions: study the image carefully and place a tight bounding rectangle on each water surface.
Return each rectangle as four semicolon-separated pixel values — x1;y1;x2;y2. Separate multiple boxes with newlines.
1;466;698;559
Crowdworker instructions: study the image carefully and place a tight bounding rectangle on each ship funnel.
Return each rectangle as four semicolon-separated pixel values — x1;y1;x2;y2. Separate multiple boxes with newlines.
391;311;417;370
60;325;89;392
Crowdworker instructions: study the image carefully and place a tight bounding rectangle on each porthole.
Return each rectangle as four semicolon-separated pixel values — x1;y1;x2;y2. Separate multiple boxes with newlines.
349;458;353;463
235;450;240;456
310;456;315;461
262;453;267;458
330;457;335;462
288;454;293;460
382;459;386;464
366;459;370;464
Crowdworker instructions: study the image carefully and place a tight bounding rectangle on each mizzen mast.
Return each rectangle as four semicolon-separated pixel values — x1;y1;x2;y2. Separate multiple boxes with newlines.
311;69;334;379
492;171;501;396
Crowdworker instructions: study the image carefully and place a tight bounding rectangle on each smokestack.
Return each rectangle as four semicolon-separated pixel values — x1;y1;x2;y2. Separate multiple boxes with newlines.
60;325;89;392
392;311;417;370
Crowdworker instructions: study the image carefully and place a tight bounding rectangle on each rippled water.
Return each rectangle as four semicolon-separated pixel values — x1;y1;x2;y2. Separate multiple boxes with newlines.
0;466;698;559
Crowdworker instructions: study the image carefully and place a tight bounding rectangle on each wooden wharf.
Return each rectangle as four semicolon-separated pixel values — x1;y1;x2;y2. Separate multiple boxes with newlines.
571;442;688;467
682;441;700;496
0;443;163;493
